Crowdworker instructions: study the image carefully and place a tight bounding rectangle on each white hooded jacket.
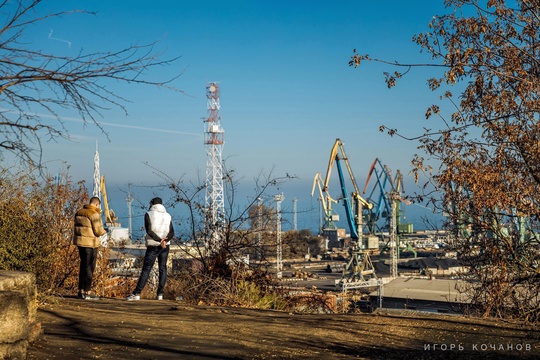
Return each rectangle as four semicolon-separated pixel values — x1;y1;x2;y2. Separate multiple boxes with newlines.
144;204;173;247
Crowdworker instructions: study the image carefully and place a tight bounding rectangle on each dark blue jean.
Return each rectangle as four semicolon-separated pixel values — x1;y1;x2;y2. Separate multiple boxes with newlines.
133;245;170;296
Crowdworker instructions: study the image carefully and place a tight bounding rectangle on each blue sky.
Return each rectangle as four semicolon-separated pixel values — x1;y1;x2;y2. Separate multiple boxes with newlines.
9;1;454;234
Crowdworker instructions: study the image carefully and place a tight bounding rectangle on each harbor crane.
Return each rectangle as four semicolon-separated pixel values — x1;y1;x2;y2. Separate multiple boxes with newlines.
100;175;119;228
363;158;395;233
311;172;339;231
363;158;415;260
323;139;372;238
323;138;379;290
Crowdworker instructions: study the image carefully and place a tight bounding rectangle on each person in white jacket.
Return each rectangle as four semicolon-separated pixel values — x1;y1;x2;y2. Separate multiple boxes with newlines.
127;197;174;301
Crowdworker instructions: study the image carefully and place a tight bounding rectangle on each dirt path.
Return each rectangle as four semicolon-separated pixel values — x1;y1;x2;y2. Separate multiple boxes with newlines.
27;296;540;360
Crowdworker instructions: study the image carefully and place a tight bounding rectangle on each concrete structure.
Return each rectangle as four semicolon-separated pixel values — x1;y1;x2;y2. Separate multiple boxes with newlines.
398;257;465;277
108;226;130;246
323;228;346;246
108;249;138;276
0;271;41;359
370;277;469;314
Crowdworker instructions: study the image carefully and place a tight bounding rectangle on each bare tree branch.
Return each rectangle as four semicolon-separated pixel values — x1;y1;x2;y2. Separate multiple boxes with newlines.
0;0;185;169
351;0;540;323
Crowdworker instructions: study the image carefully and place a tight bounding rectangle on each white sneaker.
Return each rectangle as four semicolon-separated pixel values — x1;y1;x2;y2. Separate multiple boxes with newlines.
157;294;163;300
84;293;101;301
126;294;140;301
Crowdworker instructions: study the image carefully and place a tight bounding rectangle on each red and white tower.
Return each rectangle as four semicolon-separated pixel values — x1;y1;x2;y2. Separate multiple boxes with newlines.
204;82;225;233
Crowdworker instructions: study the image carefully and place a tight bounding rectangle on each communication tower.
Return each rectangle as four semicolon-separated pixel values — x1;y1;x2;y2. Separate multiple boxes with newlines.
204;82;225;234
93;141;101;199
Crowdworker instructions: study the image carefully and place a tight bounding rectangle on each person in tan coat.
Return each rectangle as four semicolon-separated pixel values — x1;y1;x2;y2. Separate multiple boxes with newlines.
73;196;107;300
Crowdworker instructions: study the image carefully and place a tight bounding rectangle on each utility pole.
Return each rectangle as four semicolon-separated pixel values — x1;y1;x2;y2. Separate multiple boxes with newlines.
274;193;284;279
257;197;262;260
292;197;298;231
389;191;399;278
257;197;262;244
126;184;134;241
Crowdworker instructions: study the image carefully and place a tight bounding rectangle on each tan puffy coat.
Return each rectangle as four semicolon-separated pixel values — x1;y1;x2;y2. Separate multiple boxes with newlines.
73;204;107;248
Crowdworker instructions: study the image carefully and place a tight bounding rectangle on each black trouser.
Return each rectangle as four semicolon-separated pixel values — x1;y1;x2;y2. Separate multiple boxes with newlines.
78;246;98;292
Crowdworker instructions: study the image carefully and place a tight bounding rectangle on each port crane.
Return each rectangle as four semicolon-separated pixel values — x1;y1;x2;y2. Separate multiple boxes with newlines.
363;158;415;259
323;138;379;290
99;175;119;228
363;158;406;232
311;172;339;231
323;138;372;238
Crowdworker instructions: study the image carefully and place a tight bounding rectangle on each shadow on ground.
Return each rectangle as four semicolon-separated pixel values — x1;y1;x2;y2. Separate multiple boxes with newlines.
27;296;540;360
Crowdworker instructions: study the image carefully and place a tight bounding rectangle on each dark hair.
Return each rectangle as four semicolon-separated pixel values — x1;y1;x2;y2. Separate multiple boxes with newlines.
150;197;162;205
89;196;101;206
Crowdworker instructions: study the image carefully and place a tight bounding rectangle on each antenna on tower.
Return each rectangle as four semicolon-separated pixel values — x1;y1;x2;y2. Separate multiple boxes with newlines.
204;82;225;251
